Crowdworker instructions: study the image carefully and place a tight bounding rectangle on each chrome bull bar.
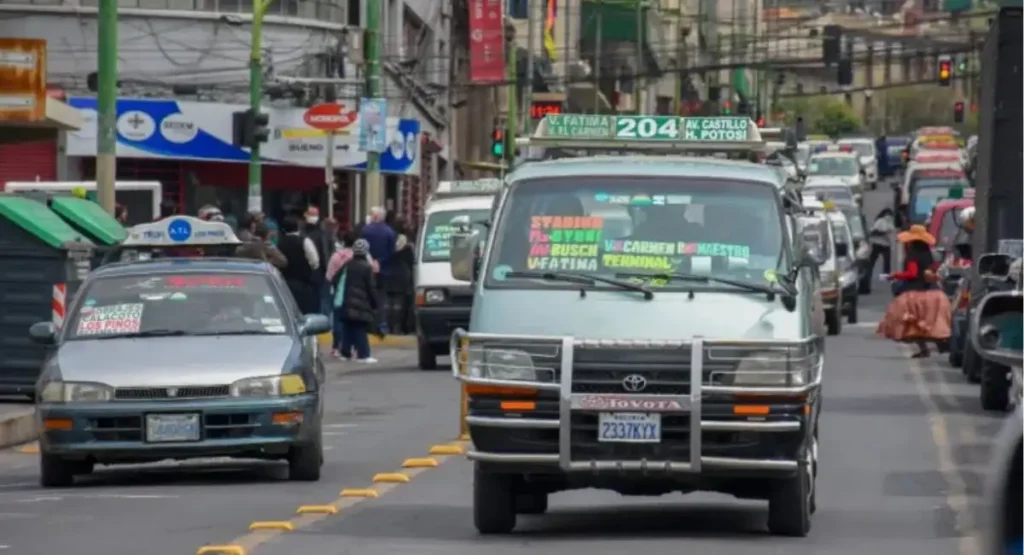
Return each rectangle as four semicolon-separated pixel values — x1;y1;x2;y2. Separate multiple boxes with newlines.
451;329;821;474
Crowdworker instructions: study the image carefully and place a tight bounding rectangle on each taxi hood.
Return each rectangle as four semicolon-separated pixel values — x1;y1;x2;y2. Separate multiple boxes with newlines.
54;335;298;386
473;290;804;341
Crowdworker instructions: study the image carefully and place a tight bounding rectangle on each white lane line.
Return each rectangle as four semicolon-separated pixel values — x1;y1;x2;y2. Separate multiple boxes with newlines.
324;431;347;437
0;483;34;490
324;423;357;429
906;348;981;555
847;321;880;328
0;544;10;549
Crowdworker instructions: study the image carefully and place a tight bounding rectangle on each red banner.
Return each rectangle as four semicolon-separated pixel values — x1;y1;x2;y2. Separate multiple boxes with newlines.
468;0;505;84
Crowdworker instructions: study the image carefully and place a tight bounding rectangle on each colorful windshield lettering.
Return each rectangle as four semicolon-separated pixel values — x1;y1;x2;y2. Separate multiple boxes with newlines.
602;254;673;270
76;303;144;336
527;215;603;271
696;243;750;258
165;276;246;288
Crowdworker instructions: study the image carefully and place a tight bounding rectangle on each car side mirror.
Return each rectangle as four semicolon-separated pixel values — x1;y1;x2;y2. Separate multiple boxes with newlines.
450;232;479;282
978;253;1013;276
28;321;56;345
800;245;824;267
297;314;331;337
971;291;1023;368
835;243;849;258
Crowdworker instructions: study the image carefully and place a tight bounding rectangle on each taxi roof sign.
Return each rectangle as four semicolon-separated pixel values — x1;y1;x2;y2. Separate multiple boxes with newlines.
517;114;767;152
124;216;241;247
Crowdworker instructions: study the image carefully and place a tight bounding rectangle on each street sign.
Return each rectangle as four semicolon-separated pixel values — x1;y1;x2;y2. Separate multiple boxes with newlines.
681;117;751;141
543;114;613;139
613;116;680;140
303;103;357;131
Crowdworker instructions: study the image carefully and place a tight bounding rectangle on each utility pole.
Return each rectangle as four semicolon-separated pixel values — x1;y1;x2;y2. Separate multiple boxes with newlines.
563;0;572;113
247;0;274;214
364;0;383;212
95;0;118;215
593;1;603;112
444;31;456;181
634;1;643;114
523;0;536;136
506;23;518;172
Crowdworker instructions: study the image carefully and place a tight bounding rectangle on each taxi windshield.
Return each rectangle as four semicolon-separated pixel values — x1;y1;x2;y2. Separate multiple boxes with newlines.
66;273;289;340
421;209;490;262
842;209;865;239
803;187;854;205
808;157;858;176
485;177;788;290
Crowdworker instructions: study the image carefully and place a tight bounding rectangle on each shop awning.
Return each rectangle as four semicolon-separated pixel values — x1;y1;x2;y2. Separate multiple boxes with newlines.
0;97;83;131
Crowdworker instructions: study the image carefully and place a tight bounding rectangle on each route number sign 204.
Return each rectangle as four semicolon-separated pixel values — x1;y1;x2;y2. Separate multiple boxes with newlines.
614;116;680;141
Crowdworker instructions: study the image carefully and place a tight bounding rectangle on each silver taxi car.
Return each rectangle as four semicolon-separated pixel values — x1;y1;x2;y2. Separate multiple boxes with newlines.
28;217;331;487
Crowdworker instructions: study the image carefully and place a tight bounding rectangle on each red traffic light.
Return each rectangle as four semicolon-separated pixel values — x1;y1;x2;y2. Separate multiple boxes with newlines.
954;101;965;111
492;128;504;140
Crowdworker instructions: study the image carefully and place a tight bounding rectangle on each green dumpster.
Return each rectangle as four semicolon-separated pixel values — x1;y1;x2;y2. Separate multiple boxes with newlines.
48;196;127;267
0;195;93;397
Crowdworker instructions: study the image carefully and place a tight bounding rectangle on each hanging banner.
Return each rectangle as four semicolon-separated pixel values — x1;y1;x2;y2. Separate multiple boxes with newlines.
0;38;46;123
358;97;388;153
468;0;505;83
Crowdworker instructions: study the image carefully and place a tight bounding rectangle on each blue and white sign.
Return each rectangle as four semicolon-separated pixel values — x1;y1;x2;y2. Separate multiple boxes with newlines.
65;97;422;175
167;218;192;242
358;98;388;154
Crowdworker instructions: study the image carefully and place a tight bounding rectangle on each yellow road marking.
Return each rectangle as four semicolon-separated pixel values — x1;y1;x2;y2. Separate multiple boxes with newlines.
372;472;410;483
248;521;295;532
339;488;379;498
196;440;469;553
196;546;245;555
402;457;439;468
904;347;982;555
16;444;38;455
428;444;464;455
296;505;338;515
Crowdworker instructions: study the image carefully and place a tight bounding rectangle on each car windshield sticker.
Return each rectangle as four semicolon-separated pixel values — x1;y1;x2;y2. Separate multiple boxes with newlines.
83;298;97;307
165;276;246;288
527;216;603;271
424;223;458;259
76;303;144;336
492;264;513;281
764;269;779;283
602;242;752;272
127;277;163;289
263;295;275;304
140;293;170;301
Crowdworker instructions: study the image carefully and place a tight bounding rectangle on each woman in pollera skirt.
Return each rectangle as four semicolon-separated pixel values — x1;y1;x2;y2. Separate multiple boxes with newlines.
876;225;953;358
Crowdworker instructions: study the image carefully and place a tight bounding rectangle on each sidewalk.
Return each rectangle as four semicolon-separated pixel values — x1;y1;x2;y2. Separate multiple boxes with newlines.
0;401;35;450
316;332;416;350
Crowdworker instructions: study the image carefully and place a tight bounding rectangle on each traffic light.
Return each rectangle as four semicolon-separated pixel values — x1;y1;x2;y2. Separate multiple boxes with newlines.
722;101;732;115
938;58;952;86
231;109;271;148
953;101;965;123
837;59;853;86
490;127;505;158
957;58;967;74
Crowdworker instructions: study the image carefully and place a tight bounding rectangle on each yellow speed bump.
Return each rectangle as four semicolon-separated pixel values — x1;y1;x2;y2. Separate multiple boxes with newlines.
402;457;438;468
428;444;464;456
296;505;339;515
340;488;379;498
17;443;39;454
248;521;295;532
372;472;410;483
196;546;245;555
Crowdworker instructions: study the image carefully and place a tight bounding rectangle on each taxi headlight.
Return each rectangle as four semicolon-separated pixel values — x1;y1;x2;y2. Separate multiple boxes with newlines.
230;374;307;398
713;351;816;387
39;381;114;403
468;348;537;382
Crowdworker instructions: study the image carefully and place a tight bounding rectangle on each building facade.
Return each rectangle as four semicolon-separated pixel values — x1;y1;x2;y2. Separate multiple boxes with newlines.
0;0;451;226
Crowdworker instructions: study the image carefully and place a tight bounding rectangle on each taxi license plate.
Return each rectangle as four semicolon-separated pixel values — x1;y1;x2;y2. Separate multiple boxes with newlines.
146;413;200;443
597;412;660;443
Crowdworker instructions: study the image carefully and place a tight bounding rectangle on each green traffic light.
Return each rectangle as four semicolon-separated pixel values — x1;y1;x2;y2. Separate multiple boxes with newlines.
492;143;504;157
957;60;967;72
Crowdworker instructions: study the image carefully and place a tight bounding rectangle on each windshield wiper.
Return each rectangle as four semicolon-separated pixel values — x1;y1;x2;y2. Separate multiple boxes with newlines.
506;270;654;300
85;329;188;340
615;271;793;299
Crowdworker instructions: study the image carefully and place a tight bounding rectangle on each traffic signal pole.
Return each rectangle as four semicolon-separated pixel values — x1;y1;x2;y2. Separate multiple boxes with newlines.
96;0;118;215
505;25;518;178
247;0;274;214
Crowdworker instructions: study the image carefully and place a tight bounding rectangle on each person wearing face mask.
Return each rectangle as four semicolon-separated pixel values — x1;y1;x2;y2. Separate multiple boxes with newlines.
303;206;337;316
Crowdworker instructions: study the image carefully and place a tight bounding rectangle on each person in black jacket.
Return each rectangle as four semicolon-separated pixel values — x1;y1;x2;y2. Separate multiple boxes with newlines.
388;229;416;333
338;239;379;363
277;216;320;314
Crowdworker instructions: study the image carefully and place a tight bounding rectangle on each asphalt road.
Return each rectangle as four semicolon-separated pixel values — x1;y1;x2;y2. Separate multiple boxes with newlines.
0;187;1009;555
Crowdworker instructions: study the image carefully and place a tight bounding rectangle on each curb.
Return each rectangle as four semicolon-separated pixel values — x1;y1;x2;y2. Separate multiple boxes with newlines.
317;333;416;350
0;409;36;450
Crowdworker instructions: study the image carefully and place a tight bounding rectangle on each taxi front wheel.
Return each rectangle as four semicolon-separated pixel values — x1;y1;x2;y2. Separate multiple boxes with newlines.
767;464;813;537
288;433;323;482
39;453;77;488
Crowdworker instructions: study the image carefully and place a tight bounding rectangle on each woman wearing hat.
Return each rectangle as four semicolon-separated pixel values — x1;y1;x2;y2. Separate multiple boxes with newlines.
332;238;379;363
877;224;953;358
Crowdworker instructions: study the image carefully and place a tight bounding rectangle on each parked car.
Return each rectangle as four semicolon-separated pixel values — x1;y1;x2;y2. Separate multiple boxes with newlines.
962;254;1016;383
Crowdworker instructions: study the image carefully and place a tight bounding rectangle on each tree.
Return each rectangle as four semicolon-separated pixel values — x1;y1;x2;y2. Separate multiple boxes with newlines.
775;97;862;137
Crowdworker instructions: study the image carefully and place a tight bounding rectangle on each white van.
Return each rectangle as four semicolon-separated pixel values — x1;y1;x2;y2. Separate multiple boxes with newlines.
414;179;500;369
3;181;163;225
